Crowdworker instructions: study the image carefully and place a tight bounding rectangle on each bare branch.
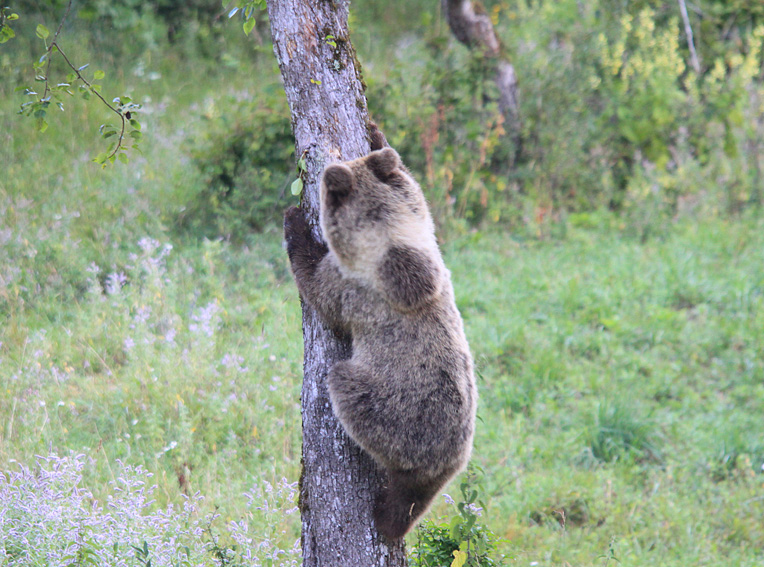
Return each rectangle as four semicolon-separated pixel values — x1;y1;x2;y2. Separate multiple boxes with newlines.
677;0;701;73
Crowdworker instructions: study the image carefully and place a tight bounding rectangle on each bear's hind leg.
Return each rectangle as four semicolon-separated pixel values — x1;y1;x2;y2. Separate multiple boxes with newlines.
327;361;390;462
374;469;442;540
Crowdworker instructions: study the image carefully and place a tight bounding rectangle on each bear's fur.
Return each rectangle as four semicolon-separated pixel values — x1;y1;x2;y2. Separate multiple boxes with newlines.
284;130;476;540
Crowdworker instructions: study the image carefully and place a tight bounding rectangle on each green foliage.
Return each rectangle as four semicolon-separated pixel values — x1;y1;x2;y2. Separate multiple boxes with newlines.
76;0;222;40
361;0;764;235
227;0;267;36
411;468;506;567
180;90;295;238
0;6;19;43
368;26;518;227
498;0;764;223
15;2;143;165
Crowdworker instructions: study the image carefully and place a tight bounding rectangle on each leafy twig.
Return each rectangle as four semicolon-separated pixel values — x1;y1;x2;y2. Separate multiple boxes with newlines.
0;6;19;43
18;0;141;165
40;0;73;102
51;43;128;158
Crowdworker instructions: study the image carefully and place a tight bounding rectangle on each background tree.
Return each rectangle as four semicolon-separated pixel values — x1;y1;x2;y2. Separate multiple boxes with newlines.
266;1;408;565
441;0;520;149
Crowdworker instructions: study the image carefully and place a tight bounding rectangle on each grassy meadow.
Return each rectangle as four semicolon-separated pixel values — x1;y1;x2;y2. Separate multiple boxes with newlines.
2;2;764;566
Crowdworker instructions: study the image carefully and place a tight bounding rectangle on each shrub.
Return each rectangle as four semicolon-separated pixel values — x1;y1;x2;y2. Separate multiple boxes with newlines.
0;454;210;566
367;28;520;229
410;467;506;567
180;91;295;239
0;454;300;566
499;0;764;229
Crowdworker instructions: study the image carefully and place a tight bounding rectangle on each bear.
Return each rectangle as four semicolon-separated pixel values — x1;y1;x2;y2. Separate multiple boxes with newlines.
284;129;476;540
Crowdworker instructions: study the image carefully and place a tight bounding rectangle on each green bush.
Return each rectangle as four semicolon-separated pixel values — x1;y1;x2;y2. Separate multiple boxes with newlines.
503;0;764;225
368;28;520;229
364;1;763;235
410;468;506;567
180;91;295;239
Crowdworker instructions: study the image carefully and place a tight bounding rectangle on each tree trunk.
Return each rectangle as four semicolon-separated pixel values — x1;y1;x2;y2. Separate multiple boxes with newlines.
266;1;408;566
442;0;521;147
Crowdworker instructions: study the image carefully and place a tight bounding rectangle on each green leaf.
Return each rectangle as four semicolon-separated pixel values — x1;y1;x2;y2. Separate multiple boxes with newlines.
93;70;105;80
290;178;303;196
450;549;468;567
118;152;129;164
0;26;15;43
243;17;256;35
463;515;477;533
449;514;463;540
37;117;48;133
35;24;49;39
130;119;141;130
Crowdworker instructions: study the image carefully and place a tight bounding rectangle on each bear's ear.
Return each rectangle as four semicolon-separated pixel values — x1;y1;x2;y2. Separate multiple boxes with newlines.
367;147;400;180
322;164;354;208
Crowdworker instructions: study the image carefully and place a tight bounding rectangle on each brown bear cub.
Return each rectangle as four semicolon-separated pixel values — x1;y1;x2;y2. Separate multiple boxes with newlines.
284;129;476;540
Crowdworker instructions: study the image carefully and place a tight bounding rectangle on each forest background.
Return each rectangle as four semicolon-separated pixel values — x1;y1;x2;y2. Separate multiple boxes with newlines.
1;0;763;565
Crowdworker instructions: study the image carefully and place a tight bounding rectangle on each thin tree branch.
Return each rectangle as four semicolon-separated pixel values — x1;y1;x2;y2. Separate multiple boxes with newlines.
41;0;73;101
36;0;127;159
677;0;701;73
53;44;127;158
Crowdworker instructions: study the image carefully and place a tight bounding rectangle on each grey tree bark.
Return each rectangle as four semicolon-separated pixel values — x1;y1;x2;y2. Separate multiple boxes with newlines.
266;1;408;566
441;0;521;147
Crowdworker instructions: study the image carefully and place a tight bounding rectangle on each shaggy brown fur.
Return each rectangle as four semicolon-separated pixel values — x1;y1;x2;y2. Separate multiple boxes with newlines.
284;133;476;540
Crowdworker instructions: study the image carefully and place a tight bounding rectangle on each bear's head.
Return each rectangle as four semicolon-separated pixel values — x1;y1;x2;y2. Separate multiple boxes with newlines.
319;148;436;276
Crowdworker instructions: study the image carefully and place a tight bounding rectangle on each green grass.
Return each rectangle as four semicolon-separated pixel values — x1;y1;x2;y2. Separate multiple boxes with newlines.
452;219;764;565
2;8;764;567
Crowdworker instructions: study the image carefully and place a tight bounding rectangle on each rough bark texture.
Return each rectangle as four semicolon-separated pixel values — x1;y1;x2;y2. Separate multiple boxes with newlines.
442;0;520;143
266;1;408;566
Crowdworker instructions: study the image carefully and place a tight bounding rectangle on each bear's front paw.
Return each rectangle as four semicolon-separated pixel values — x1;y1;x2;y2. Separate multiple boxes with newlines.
284;206;309;239
284;206;327;265
369;120;388;151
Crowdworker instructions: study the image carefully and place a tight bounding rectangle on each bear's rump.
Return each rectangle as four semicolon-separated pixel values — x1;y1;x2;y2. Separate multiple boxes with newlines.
327;359;473;474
